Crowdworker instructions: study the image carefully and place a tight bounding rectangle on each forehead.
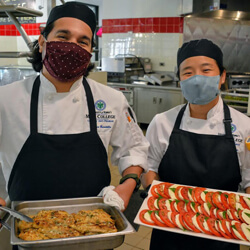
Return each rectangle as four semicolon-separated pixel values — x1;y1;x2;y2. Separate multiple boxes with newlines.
52;17;92;37
179;56;218;70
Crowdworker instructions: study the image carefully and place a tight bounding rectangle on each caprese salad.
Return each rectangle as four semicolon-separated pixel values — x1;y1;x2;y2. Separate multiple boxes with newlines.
139;182;250;242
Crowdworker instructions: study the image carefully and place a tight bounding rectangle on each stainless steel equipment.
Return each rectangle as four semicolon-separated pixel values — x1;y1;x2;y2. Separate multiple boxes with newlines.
101;55;150;83
10;197;134;250
227;74;250;89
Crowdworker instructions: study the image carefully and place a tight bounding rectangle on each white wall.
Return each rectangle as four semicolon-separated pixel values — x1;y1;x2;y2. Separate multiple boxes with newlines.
103;0;182;18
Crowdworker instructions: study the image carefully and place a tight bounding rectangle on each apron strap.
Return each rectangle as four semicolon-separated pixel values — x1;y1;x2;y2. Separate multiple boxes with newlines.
30;76;40;134
222;101;233;138
82;77;97;132
30;76;97;134
174;103;187;129
174;102;233;138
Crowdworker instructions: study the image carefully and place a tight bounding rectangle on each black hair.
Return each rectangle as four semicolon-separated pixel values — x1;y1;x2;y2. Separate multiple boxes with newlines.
27;22;96;76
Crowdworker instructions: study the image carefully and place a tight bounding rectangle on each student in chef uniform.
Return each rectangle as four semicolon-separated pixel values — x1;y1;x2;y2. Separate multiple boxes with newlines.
142;39;250;250
0;2;149;212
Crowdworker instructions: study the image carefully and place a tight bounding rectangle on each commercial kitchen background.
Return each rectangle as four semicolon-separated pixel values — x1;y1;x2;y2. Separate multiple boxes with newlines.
0;0;250;249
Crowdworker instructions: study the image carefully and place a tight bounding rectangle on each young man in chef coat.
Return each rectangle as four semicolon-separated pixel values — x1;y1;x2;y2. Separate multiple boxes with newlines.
0;2;149;212
142;39;250;250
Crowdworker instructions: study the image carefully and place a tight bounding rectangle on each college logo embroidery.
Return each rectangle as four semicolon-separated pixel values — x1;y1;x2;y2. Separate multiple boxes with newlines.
95;100;106;111
231;123;236;133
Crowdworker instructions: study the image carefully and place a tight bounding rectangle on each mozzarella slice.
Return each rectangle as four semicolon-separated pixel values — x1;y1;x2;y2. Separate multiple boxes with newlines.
236;194;240;203
154;199;159;210
155;212;165;224
227;210;234;220
203;203;210;216
243;196;250;209
178;187;184;200
144;211;154;223
236;202;244;211
190;203;196;213
188;189;194;202
165;199;172;211
175;214;185;230
192;215;203;232
231;220;246;241
241;223;250;241
217;220;226;233
200;191;207;202
174;202;178;212
168;184;179;200
242;209;250;225
203;220;211;232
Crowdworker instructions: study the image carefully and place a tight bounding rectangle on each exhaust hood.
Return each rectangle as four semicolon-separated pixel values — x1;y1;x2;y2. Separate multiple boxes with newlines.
182;0;250;21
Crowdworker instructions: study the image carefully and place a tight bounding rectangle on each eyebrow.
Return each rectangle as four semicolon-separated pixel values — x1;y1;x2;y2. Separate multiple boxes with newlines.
55;29;91;42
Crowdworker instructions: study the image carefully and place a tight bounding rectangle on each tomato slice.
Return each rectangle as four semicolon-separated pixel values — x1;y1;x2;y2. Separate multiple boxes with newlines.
186;202;198;215
180;186;191;201
238;209;247;224
170;211;180;228
194;187;206;204
150;210;166;227
206;218;221;237
175;186;184;201
212;192;226;210
205;192;214;205
178;213;191;230
196;214;213;235
158;209;176;228
209;207;217;219
147;196;157;210
228;193;236;209
183;212;201;233
216;209;228;220
200;203;210;217
150;185;160;198
156;183;168;198
228;209;241;222
139;209;155;226
220;192;230;209
232;221;248;241
176;200;187;214
221;219;234;239
163;182;173;198
216;220;231;239
158;198;168;210
240;196;249;209
170;200;178;213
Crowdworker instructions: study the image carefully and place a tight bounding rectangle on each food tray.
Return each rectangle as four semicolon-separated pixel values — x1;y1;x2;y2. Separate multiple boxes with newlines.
11;197;135;250
134;180;250;246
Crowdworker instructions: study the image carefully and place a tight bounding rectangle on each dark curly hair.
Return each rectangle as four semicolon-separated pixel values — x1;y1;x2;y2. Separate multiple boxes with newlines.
27;22;96;77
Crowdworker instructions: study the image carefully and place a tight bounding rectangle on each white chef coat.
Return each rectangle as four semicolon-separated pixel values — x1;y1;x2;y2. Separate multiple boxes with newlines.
0;74;149;188
146;96;250;190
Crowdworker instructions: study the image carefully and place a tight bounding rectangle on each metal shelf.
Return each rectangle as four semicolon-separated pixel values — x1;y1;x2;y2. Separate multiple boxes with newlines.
0;5;43;17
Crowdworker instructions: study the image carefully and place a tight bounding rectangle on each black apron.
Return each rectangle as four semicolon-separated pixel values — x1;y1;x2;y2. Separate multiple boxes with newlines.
150;103;241;250
8;76;111;201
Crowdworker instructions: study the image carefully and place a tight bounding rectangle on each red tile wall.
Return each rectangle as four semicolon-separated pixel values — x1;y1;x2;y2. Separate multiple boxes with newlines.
102;17;183;33
0;23;46;36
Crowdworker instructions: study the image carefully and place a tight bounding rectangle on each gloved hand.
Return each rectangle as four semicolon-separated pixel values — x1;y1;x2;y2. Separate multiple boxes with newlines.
98;186;125;211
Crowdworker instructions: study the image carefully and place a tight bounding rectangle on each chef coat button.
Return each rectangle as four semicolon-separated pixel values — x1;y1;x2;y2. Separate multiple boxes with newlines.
73;97;79;103
210;120;217;128
186;119;192;125
47;94;53;101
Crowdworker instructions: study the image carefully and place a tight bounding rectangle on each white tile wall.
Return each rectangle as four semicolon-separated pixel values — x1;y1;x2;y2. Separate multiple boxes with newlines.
102;33;183;72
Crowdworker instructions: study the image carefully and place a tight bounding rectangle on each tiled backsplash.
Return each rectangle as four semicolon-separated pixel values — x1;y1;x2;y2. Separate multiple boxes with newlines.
0;23;45;36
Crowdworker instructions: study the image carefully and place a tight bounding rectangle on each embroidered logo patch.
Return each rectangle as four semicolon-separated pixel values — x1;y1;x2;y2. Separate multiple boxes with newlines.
95;100;106;111
231;123;236;133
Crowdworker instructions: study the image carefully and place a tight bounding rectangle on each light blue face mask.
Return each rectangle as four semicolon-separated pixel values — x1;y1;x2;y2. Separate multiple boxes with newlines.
180;75;220;105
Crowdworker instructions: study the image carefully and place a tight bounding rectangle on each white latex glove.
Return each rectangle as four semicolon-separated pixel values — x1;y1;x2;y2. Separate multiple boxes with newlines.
98;186;125;211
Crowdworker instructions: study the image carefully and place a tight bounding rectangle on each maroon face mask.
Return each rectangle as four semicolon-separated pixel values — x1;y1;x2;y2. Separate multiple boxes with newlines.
42;41;92;82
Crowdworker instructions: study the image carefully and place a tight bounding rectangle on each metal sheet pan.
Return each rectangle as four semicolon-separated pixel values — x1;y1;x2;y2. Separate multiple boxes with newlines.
10;197;135;250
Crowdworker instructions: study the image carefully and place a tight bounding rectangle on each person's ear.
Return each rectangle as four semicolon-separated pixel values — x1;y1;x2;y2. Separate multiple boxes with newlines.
219;70;226;88
38;35;46;53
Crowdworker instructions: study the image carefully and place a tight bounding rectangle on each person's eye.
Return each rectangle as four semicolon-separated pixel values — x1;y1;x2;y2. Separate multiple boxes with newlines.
79;41;89;46
183;72;192;76
203;68;212;72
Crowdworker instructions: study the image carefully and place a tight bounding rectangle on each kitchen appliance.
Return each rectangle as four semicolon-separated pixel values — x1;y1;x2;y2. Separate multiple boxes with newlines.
101;55;150;83
227;73;250;89
9;197;134;250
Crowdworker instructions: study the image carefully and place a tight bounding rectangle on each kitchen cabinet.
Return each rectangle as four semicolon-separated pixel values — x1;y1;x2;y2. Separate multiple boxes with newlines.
134;87;185;124
107;82;185;124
